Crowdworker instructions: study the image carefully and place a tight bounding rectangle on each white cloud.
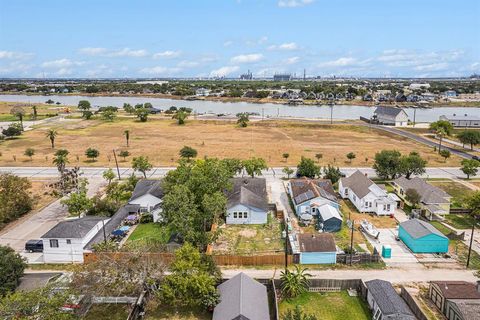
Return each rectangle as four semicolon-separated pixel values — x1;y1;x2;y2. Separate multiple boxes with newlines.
414;62;449;72
78;47;148;57
284;56;300;65
278;0;314;8
223;40;233;47
41;58;83;68
0;50;33;60
210;65;240;77
317;57;359;68
231;53;264;63
152;50;181;59
55;68;73;76
268;42;298;51
0;62;32;75
139;66;181;75
177;60;200;68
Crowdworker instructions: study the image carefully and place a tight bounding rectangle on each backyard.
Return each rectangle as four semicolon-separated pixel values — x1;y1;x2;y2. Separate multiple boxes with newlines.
83;304;131;320
213;214;284;255
279;291;371;320
0;114;460;166
124;222;172;250
429;180;474;208
145;305;211;320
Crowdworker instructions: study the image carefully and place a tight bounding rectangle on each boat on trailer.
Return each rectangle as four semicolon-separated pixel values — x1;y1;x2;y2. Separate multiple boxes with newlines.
360;219;380;239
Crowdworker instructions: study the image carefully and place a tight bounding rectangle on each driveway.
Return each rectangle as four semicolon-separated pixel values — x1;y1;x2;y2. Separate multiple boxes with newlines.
364;228;418;265
0;178;105;262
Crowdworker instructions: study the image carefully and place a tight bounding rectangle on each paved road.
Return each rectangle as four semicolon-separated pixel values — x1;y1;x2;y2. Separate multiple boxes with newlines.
0;178;105;255
0;166;469;179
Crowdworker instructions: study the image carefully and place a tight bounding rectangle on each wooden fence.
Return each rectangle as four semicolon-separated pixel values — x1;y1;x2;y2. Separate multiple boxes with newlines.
449;208;472;215
336;252;380;264
400;286;428;320
273;278;364;293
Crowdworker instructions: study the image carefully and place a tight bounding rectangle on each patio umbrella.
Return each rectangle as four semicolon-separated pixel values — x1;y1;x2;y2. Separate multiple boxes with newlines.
126;215;137;221
119;226;130;232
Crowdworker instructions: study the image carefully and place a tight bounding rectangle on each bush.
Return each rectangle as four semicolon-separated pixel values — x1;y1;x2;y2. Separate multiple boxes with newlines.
140;213;153;224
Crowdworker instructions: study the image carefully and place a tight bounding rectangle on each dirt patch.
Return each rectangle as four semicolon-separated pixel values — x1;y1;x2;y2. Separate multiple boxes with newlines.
238;229;257;238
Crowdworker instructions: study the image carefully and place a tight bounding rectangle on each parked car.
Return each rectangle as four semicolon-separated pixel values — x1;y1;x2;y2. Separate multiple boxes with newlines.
472;155;480;161
25;239;43;252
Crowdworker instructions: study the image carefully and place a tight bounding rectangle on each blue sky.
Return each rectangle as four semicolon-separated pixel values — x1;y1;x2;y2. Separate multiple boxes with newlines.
0;0;479;78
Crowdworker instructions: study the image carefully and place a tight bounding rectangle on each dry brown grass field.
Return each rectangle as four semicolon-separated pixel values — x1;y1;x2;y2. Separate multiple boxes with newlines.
0;116;461;167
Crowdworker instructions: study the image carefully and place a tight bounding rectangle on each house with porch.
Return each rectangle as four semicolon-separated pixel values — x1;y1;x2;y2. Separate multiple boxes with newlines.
392;177;451;219
225;177;269;224
288;178;340;218
339;170;396;216
128;179;164;222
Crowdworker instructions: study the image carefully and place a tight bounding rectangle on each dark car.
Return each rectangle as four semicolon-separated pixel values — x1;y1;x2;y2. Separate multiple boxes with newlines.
25;240;43;253
472;155;480;161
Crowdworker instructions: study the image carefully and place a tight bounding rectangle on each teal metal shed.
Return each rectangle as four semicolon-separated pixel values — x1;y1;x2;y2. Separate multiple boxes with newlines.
399;219;449;253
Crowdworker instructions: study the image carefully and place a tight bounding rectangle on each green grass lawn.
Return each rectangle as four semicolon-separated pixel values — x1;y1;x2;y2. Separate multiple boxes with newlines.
83;304;131;320
430;221;454;235
279;292;371;320
145;305;211;320
430;181;474;208
213;214;284;255
443;214;479;230
450;240;480;270
125;223;172;248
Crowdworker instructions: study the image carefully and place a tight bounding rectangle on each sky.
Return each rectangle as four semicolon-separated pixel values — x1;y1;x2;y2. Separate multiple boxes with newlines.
0;0;479;78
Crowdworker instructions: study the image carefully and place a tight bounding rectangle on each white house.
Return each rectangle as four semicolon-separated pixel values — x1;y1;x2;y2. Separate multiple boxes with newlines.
288;178;340;216
41;216;109;263
195;88;211;96
373;106;409;127
129;179;164;222
339;170;396;216
225;178;269;224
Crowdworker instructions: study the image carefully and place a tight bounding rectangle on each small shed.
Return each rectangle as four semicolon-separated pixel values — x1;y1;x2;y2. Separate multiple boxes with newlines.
316;204;342;232
365;279;415;320
399;219;449;253
297;233;337;264
213;272;269;320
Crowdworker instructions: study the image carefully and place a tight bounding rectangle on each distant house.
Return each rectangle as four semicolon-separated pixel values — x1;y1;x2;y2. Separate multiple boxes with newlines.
213;273;270;320
225;178;269;224
195;88;211;96
288;178;339;217
443;90;457;98
295;233;337;264
392;177;451;219
365;279;415;320
373;106;409;127
41;216;109;263
395;93;407;102
316;204;342;232
129;180;164;222
398;219;449;253
339;170;396;216
429;281;480;320
440;114;480;128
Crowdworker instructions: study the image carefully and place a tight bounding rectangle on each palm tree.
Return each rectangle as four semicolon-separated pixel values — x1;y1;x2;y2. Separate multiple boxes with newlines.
124;130;130;147
46;129;58;149
436;127;446;153
53;154;69;172
280;265;311;299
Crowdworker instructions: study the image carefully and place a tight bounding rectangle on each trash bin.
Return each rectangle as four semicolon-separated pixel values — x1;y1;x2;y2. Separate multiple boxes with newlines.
382;245;392;258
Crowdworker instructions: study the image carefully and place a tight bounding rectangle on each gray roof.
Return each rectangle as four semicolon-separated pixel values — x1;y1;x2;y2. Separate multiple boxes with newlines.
374;106;406;117
365;280;414;317
450;300;480;319
340;170;375;199
226;178;268;212
441;114;480;121
400;218;448;239
394;176;450;204
84;205;136;250
129;179;163;201
213;273;269;320
41;216;106;239
290;178;337;205
297;233;336;252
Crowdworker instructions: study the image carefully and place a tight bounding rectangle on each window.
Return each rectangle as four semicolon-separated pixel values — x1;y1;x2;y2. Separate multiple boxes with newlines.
66;239;71;244
369;202;372;208
353;194;356;201
244;212;248;219
387;204;391;211
345;189;349;196
49;239;59;248
233;212;238;218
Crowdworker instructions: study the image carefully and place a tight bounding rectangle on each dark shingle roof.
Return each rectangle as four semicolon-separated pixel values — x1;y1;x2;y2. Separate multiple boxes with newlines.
41;216;106;239
400;218;448;239
213;273;269;320
226;178;268;212
365;279;414;317
290;178;337;205
129;179;163;201
431;281;480;299
340;170;376;199
297;233;336;253
374;106;405;117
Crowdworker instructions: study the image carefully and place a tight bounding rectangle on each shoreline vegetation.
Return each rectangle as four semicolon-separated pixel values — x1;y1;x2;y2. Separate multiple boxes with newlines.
1;92;480;108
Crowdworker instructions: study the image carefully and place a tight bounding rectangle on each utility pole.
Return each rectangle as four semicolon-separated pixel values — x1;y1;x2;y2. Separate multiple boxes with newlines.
349;220;355;266
413;108;416;127
102;218;107;244
284;218;289;271
113;149;121;180
466;214;476;268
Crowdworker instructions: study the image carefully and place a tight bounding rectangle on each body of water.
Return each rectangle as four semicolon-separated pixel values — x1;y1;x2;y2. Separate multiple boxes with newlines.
1;94;479;122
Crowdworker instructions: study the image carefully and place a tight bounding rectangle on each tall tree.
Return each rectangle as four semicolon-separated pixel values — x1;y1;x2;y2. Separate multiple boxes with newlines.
102;168;116;185
173;110;188;125
61;179;93;218
430;120;453;153
52;149;69;172
135;108;149;122
132;156;153;178
242;157;268;178
461;159;480;179
236;112;250;127
45;129;58;148
78;100;93;120
283;167;294;179
0;245;26;296
457;130;480;150
123;129;130;147
10;106;25;130
323;165;342;184
85;147;100;161
0;174;33;227
373;150;402;180
439;149;451;163
399;151;427;179
296;156;320;178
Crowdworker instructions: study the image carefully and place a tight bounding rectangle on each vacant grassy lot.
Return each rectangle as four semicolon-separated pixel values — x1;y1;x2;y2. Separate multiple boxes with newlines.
430;180;473;208
84;304;131;320
279;291;371;320
443;214;479;229
0;101;69;121
145;305;211;320
0;117;460;166
213;215;284;255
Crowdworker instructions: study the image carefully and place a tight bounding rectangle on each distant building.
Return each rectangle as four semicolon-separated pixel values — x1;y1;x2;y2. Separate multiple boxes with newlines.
373;106;409;127
240;70;253;80
440;114;480;128
195;88;211;96
273;73;291;81
443;90;457;97
409;83;430;90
